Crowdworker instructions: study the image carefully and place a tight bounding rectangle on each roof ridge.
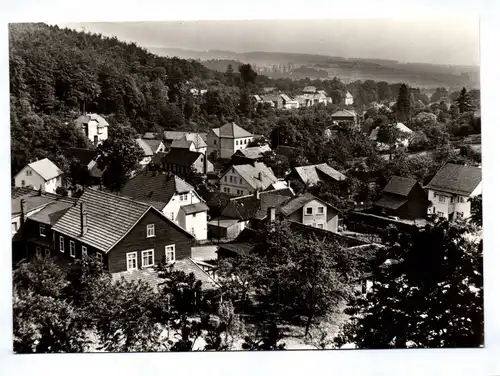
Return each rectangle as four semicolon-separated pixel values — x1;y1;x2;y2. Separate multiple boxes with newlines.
85;187;151;209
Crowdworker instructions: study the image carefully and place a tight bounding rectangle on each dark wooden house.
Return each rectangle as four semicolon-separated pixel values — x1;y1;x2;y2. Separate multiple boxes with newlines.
374;176;428;219
51;188;195;273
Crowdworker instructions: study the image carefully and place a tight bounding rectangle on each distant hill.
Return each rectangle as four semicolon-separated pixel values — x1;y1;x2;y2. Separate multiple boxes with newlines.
149;47;480;89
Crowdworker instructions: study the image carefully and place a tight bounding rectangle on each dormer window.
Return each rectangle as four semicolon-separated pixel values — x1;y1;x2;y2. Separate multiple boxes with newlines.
180;193;188;201
146;224;155;238
26;169;32;176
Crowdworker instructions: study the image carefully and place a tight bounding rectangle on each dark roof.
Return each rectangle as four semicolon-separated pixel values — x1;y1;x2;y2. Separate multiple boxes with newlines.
181;202;209;215
162;149;203;167
28;199;77;225
279;193;339;217
120;171;195;205
383;176;418;197
66;148;98;166
221;189;295;220
203;191;233;210
52;188;194;253
374;195;408;210
293;164;346;186
217;243;256;257
12;190;61;216
425;163;482;196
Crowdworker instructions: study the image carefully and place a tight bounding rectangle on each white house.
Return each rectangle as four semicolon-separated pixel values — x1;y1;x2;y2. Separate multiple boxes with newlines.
14;158;64;194
345;91;354;106
425;163;482;221
219;162;278;196
206;122;255;159
75;113;109;146
369;122;414;150
135;139;166;166
120;171;209;240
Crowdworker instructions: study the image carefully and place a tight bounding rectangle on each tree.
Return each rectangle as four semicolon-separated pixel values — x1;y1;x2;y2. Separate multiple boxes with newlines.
239;64;258;86
469;195;482;228
376;123;405;160
396;83;411;122
96;123;144;191
336;220;483;348
456;87;474;114
224;64;235;86
238;88;253;117
430;87;449;103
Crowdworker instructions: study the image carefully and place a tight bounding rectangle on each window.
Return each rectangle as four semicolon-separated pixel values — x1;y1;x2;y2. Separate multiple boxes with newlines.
438;195;446;203
458;196;465;203
59;236;64;253
305;207;313;215
317;207;324;215
191;228;195;235
437;211;444;217
21;180;25;187
141;250;154;268
229;176;233;183
192;213;197;218
213;140;217;145
146;224;155;238
224;176;227;182
39;224;46;237
36;247;42;258
317;223;324;229
11;222;17;232
97;127;103;134
44;249;50;257
127;252;138;271
26;169;32;176
165;245;176;262
70;241;76;257
434;192;437;198
456;212;464;219
239;178;243;184
96;253;103;264
82;246;87;258
236;140;239;145
170;212;174;220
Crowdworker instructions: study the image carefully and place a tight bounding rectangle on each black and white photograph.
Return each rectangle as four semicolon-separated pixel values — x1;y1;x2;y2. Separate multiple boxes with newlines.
8;15;486;355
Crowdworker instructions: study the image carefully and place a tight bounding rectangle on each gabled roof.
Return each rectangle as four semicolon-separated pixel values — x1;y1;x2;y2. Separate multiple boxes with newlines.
280;94;294;102
221;189;295;220
11;189;66;216
142;132;158;139
233;145;272;160
52;188;194;253
278;193;339;217
303;86;317;93
293;163;346;186
120;171;195;205
23;158;63;181
226;163;278;190
374;195;408;210
181;202;209;215
161;149;203;167
135;139;163;156
383;176;419;197
332;109;357;118
210;122;254;139
425;163;482;196
170;133;207;149
163;131;189;141
28;199;77;225
75;113;109;127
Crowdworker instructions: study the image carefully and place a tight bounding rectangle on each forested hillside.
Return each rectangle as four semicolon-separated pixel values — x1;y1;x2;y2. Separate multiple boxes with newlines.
9;23;217;173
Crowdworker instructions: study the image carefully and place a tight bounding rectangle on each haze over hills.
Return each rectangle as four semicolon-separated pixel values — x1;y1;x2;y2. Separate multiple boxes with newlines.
148;47;480;90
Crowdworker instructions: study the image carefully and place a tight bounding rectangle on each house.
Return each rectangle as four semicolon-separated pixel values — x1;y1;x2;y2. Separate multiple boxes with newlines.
190;88;208;97
219;162;278;196
279;94;299;109
286;163;346;187
331;109;359;130
16;196;77;260
295;93;332;107
345;91;354;106
65;148;103;185
155;149;213;175
14;158;64;194
374;176;428;219
425;163;482;221
142;132;159;140
206;122;255;159
369;122;414;149
75;113;109;146
170;133;207;155
230;145;272;166
135;139;166;166
120;171;209;240
278;193;341;232
208;188;294;240
51;188;195;273
303;86;317;93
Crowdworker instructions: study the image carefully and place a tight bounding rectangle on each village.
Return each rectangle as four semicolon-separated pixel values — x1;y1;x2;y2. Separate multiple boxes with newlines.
10;23;483;352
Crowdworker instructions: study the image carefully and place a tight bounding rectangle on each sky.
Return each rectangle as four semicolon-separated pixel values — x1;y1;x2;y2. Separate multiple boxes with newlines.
58;19;480;66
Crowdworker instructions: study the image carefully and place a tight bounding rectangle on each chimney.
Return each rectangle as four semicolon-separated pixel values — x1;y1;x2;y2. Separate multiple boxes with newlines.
267;206;276;222
257;172;262;180
20;199;26;224
80;202;88;236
